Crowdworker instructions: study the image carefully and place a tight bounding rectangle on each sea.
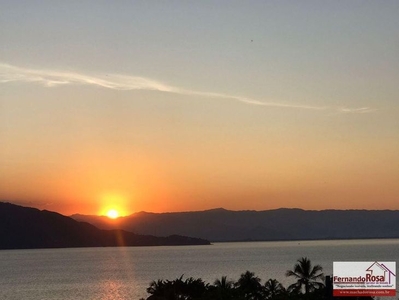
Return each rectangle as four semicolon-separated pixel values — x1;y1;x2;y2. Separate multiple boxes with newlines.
1;239;398;300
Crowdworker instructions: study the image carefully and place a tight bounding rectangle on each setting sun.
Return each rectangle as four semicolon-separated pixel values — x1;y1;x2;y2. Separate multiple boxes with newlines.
99;192;129;219
106;209;119;219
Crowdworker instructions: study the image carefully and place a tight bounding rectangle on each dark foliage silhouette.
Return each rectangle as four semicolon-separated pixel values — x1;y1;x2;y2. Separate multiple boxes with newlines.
235;271;263;300
263;278;286;299
211;276;235;300
285;257;324;295
142;257;373;300
144;258;375;300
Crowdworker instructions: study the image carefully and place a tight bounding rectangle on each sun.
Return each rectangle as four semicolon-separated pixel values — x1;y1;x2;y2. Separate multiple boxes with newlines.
106;209;119;219
100;192;128;219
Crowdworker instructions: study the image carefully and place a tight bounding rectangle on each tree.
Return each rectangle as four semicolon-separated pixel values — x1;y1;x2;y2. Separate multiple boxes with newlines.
235;271;263;300
285;257;324;296
183;277;208;299
263;279;286;299
211;276;235;300
147;279;166;297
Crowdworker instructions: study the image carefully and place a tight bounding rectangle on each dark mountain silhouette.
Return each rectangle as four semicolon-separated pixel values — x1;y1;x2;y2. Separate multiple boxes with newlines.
0;202;210;249
72;207;399;242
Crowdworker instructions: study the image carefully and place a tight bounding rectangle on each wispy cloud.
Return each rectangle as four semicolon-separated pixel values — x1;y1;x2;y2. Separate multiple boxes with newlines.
0;63;174;91
339;107;377;114
0;63;374;113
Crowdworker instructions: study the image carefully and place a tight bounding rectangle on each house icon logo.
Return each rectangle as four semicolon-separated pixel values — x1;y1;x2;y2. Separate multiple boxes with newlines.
366;261;396;284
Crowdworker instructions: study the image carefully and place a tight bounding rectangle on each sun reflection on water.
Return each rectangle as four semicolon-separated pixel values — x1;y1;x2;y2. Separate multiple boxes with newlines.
99;279;125;300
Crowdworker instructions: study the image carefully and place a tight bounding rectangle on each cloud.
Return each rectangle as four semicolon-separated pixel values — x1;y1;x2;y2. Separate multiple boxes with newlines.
0;63;173;91
339;107;377;114
0;63;374;113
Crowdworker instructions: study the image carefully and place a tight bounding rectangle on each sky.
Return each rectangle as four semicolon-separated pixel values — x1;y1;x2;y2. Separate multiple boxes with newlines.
1;1;399;216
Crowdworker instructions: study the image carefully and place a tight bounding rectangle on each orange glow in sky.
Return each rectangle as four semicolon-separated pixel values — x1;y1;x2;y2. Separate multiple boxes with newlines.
1;2;399;216
106;209;119;219
98;193;129;217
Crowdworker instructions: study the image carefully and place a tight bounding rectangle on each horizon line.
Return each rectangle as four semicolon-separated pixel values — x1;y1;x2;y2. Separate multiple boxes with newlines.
2;201;398;216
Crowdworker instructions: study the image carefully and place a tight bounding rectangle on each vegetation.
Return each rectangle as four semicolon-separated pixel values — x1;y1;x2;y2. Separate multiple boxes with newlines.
142;257;374;300
285;257;324;295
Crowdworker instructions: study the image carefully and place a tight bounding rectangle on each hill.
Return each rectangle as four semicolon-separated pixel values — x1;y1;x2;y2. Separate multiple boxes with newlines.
0;202;210;249
72;207;399;242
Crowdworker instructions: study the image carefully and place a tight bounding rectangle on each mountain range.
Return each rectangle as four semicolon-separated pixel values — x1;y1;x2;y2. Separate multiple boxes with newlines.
72;207;399;242
0;202;210;249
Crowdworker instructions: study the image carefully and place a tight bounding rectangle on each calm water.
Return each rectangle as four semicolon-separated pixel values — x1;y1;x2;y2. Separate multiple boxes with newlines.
1;239;398;299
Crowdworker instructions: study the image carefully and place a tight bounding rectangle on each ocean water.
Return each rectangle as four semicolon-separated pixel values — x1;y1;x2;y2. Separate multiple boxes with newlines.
1;239;398;299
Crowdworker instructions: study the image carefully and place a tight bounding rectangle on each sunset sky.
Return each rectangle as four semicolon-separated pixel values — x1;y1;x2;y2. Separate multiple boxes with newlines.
1;1;399;216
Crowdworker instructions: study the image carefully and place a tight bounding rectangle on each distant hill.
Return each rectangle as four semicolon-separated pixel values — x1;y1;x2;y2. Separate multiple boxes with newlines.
72;207;399;242
0;202;210;250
